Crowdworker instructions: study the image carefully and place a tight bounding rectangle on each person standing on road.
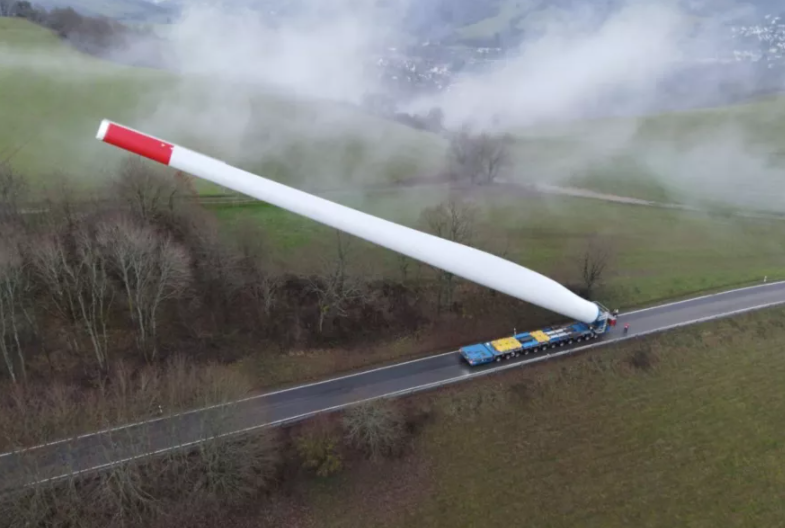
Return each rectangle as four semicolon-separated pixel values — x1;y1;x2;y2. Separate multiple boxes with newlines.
624;323;629;335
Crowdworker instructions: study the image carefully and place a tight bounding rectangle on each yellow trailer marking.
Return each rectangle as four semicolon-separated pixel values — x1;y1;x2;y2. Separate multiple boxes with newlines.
531;331;551;343
491;337;522;352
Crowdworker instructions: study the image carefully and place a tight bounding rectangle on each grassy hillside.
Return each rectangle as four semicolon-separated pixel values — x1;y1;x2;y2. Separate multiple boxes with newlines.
0;18;445;195
34;0;177;24
214;184;785;318
263;305;785;527
456;0;530;40
4;16;785;210
506;92;785;208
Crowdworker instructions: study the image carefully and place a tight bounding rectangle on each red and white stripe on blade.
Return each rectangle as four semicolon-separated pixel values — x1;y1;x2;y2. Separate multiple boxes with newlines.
94;119;603;325
96;120;175;166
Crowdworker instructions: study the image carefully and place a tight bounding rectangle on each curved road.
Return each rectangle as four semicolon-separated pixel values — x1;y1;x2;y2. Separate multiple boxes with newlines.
3;280;785;491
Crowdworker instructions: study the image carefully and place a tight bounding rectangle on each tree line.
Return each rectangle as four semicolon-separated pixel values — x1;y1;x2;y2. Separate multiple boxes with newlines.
361;95;514;185
0;156;615;387
0;159;414;384
0;0;159;64
0;159;608;387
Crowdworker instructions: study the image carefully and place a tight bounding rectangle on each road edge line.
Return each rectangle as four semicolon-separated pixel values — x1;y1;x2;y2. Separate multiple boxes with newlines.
3;281;782;459
17;298;785;488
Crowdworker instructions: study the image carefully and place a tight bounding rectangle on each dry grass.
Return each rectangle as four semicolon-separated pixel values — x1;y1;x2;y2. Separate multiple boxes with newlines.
284;305;785;527
0;355;253;452
1;426;281;528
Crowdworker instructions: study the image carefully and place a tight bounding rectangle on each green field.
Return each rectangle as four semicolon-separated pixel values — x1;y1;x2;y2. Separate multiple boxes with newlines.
507;94;785;209
216;183;785;388
455;0;582;42
214;185;785;308
456;0;530;40
5;16;785;210
275;305;785;527
0;18;444;195
25;0;176;24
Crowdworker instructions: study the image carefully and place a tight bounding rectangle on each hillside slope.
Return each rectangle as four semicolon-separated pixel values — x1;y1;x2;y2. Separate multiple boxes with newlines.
44;0;782;42
3;16;785;211
0;18;445;194
508;95;785;210
32;0;178;24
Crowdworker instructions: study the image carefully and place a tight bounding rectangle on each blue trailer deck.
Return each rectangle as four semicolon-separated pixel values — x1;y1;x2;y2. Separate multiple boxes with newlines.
459;319;609;366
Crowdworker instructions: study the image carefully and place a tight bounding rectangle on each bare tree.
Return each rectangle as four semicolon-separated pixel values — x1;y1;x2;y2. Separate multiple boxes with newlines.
97;216;191;362
447;125;511;185
31;226;114;372
0;0;17;17
112;157;191;224
0;229;31;383
425;106;444;132
343;399;406;461
181;212;244;328
232;218;281;322
396;253;412;284
308;231;363;334
296;416;343;478
577;235;615;300
0;163;28;225
420;197;479;310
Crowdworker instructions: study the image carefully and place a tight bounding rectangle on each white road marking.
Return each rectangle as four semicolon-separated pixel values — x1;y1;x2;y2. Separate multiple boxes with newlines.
22;297;785;488
2;280;783;460
623;280;785;316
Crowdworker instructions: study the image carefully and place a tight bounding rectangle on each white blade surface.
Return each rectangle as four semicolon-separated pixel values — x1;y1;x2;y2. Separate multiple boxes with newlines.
95;119;600;324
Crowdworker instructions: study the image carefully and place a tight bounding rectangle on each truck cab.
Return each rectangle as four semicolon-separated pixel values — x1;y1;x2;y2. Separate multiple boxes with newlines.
591;302;617;335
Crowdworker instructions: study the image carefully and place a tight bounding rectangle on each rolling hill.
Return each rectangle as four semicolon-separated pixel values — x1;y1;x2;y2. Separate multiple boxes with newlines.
0;17;445;195
36;0;785;44
32;0;179;24
3;15;785;212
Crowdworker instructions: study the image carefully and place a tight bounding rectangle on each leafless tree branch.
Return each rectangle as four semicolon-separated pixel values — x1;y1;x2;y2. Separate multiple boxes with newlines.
308;231;364;334
448;125;512;185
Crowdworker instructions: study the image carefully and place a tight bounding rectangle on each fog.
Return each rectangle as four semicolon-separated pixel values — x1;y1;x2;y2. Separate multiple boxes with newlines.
395;1;785;211
122;0;781;209
103;0;444;189
3;0;784;210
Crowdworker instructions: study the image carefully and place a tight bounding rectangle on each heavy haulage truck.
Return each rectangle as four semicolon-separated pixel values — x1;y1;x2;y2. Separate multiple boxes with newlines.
460;302;617;366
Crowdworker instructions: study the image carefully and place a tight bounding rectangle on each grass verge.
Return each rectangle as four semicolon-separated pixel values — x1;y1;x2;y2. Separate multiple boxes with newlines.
214;186;785;306
279;304;785;527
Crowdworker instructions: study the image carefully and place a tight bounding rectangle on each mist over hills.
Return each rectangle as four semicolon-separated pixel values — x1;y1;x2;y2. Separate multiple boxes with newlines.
32;0;784;39
16;0;785;120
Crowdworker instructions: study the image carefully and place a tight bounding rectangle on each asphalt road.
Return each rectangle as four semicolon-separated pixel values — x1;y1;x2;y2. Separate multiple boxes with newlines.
3;280;785;491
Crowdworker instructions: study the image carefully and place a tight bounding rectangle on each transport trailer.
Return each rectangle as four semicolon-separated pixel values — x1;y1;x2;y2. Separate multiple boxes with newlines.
460;302;617;366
